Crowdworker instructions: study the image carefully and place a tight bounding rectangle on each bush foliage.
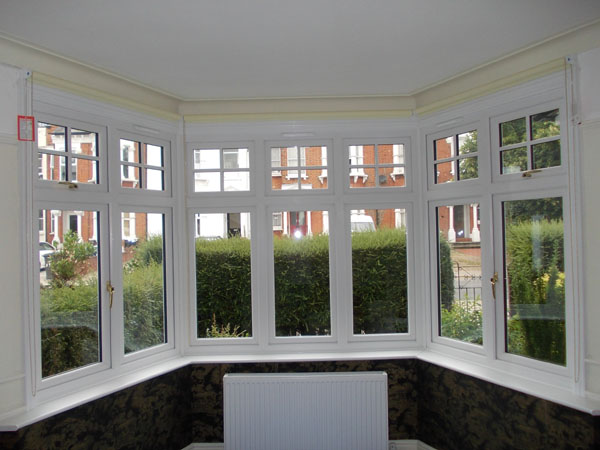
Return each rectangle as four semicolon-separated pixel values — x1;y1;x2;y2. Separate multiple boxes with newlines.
505;219;565;365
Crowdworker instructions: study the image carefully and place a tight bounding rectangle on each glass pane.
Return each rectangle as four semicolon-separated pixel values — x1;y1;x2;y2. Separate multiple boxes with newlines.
39;209;100;377
500;117;526;146
194;149;220;170
224;171;250;191
278;170;300;189
436;203;483;345
274;210;330;336
285;147;300;167
194;172;221;192
458;157;478;180
435;161;455;184
195;212;252;338
532;140;561;170
271;148;282;168
71;129;98;157
352;208;408;334
377;144;393;164
38;123;66;152
122;212;166;354
501;147;528;174
73;157;99;184
144;168;164;191
145;144;163;167
434;136;454;160
39;154;67;181
121;165;140;188
378;166;405;187
349;166;376;188
223;148;249;169
120;139;140;164
458;131;477;155
304;146;325;167
301;169;327;189
503;197;565;365
531;109;560;140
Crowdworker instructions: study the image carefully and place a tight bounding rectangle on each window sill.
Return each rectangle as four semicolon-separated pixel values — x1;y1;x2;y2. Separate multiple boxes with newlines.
1;349;599;431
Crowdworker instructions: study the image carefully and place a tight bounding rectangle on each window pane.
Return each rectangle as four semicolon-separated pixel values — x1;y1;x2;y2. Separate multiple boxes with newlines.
377;144;394;164
71;129;98;157
352;208;408;334
122;212;166;354
500;117;526;146
194;172;221;192
39;154;67;181
120;140;140;163
458;131;477;155
531;109;560;140
224;171;250;191
378;166;406;187
39;209;100;378
434;136;454;160
532;140;561;170
435;161;455;184
38;123;66;152
274;210;330;336
145;144;163;167
194;149;220;170
71;157;99;184
144;168;164;191
121;165;140;188
436;203;482;345
349;166;376;188
195;212;252;338
301;169;327;189
223;148;249;169
501;147;528;174
458;157;478;180
304;146;324;167
503;197;565;365
271;148;282;168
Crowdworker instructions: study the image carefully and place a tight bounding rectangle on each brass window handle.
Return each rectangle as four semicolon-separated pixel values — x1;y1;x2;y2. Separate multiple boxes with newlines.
490;272;498;300
106;281;115;308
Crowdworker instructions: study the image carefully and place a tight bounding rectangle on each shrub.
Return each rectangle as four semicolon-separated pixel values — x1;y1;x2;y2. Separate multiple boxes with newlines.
505;219;565;365
123;261;166;353
351;228;407;334
438;235;454;311
48;230;96;288
440;295;482;345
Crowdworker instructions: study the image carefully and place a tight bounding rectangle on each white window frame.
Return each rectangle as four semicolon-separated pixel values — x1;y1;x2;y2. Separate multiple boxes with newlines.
118;133;171;195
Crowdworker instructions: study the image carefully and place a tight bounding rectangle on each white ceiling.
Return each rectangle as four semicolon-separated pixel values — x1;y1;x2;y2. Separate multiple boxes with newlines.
1;0;600;101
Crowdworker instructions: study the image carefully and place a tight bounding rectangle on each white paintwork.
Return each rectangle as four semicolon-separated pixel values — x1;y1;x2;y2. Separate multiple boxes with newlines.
0;1;599;100
578;47;600;122
224;372;388;450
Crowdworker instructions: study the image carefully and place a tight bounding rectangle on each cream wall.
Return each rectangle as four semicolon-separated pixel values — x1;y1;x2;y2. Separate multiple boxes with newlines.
0;63;25;416
577;47;600;396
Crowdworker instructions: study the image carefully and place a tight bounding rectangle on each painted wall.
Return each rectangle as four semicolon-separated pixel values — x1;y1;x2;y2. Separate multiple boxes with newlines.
1;361;598;449
0;63;25;417
578;47;600;396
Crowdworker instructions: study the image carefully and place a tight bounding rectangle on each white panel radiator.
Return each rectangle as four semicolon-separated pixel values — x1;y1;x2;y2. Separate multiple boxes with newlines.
223;372;388;450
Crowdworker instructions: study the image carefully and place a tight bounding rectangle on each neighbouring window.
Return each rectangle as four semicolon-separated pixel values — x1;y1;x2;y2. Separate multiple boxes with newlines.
436;202;483;345
193;147;250;192
433;131;478;184
351;208;408;334
273;210;330;336
195;212;252;338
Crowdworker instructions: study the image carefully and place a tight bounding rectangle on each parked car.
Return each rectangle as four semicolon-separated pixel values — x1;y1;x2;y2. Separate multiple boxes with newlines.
39;241;55;270
350;214;375;232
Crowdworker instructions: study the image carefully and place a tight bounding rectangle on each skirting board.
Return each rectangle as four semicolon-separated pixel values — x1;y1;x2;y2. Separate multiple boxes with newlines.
182;441;436;450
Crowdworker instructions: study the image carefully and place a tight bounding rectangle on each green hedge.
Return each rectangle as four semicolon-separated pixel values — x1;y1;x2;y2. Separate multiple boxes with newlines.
352;228;407;334
505;220;565;365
